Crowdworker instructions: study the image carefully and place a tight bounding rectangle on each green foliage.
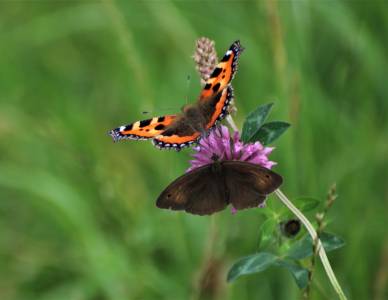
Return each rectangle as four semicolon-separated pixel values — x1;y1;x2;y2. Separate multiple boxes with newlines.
227;253;309;289
294;197;322;213
275;259;309;289
241;103;290;144
0;1;387;299
287;232;346;260
258;218;277;249
241;103;273;142
228;230;345;290
227;252;278;282
251;121;291;145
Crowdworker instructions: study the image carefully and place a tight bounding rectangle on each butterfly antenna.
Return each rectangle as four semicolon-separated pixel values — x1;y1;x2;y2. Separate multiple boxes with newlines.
141;108;176;116
185;75;191;105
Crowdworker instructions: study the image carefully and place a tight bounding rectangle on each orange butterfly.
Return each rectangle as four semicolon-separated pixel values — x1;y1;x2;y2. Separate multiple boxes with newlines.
109;40;244;150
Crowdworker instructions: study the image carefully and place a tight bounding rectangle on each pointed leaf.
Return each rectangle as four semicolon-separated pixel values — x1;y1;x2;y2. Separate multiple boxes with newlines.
227;253;309;289
227;252;277;282
250;121;290;145
287;232;345;260
258;218;277;249
241;103;273;142
275;259;309;289
320;232;346;252
294;197;321;213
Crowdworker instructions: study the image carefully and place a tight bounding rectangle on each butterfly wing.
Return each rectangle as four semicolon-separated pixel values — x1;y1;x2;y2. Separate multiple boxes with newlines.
199;40;243;100
109;41;243;150
202;85;234;130
109;115;177;142
195;40;243;135
153;86;233;150
222;161;283;210
156;164;228;215
152;116;201;150
153;39;244;151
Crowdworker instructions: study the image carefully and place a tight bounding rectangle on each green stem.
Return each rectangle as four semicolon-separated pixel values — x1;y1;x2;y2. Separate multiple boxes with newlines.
274;189;347;300
223;99;345;298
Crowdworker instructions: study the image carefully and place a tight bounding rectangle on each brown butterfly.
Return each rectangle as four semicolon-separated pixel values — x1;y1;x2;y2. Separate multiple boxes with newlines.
156;161;283;215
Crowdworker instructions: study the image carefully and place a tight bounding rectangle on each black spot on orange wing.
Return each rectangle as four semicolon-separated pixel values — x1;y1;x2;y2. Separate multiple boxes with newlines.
154;124;165;130
199;41;244;101
212;91;223;104
212;83;221;93
204;83;212;90
109;115;177;143
139;119;152;127
210;67;223;78
152;119;201;151
201;85;233;130
160;128;174;137
221;53;231;62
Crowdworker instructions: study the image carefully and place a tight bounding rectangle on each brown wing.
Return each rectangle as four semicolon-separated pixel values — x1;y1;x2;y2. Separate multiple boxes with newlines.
156;164;228;215
222;161;283;210
199;40;244;100
109;115;176;142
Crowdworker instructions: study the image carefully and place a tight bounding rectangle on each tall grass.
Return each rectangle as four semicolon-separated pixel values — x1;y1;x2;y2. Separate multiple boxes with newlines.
0;1;387;299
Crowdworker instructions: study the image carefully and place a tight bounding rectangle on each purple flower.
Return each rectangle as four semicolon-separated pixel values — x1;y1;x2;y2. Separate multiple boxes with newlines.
187;125;277;214
187;125;276;172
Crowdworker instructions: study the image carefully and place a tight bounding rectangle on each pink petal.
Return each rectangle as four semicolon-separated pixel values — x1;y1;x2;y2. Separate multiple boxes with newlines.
262;147;274;155
186;125;278;174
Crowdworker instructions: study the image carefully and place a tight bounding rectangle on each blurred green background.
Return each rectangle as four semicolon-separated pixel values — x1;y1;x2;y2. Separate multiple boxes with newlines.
0;1;387;299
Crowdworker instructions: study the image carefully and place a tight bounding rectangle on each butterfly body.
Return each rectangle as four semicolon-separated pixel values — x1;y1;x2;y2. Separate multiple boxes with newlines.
156;161;283;215
109;41;243;150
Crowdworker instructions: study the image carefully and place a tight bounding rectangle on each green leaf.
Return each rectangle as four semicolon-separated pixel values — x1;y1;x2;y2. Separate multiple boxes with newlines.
294;197;321;213
241;103;273;143
250;121;291;145
227;252;277;282
255;206;274;218
287;232;346;260
227;252;309;289
258;218;277;249
275;259;309;289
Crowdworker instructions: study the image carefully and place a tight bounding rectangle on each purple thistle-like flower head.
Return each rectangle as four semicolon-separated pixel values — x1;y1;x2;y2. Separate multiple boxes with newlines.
187;125;277;214
187;125;276;172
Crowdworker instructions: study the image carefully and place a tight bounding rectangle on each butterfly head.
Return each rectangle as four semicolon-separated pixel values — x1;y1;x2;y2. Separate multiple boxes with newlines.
182;103;198;115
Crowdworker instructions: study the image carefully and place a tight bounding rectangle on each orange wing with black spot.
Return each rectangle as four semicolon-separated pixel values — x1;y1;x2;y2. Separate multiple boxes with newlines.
204;85;234;129
109;115;177;142
199;40;244;101
152;86;233;150
108;40;244;151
